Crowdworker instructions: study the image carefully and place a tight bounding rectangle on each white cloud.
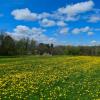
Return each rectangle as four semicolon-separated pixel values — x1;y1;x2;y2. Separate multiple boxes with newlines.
14;25;30;34
40;18;56;27
11;8;52;21
58;1;94;16
7;25;57;44
88;32;94;35
90;40;100;46
59;27;69;34
72;28;80;34
57;21;66;27
88;15;100;23
11;1;94;23
40;19;67;27
53;12;80;22
72;26;92;35
91;40;97;44
38;12;51;19
65;16;79;21
32;27;46;34
81;26;91;32
11;8;38;21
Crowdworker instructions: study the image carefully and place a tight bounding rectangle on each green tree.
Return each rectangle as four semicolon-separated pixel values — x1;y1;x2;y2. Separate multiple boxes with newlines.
1;35;15;55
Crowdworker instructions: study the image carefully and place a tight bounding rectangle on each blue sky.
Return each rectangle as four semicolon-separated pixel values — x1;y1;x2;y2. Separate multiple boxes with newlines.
0;0;100;45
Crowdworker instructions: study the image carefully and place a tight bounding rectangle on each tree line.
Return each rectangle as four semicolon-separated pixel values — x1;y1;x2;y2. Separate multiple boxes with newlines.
0;32;100;56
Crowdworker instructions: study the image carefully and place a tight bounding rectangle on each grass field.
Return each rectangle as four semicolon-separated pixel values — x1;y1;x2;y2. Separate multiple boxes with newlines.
0;56;100;100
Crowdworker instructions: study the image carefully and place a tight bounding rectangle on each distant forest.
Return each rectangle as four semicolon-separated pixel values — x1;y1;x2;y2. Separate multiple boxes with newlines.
0;32;100;56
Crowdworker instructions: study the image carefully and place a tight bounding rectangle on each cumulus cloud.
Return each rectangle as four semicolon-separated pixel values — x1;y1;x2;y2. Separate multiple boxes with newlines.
14;25;30;34
65;16;79;21
81;26;91;32
91;40;100;46
88;32;94;35
10;1;97;45
11;8;53;22
59;27;69;34
40;18;56;27
57;21;66;27
32;27;46;34
88;15;100;23
38;12;51;19
11;8;38;21
40;19;67;27
11;1;94;23
58;1;94;16
7;25;57;44
72;26;93;35
72;28;80;34
91;40;97;44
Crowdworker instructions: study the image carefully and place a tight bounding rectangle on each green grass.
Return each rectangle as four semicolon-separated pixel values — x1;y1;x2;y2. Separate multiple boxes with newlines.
0;56;100;100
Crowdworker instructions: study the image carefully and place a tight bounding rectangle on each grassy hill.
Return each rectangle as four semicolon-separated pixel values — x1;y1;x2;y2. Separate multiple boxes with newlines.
0;56;100;100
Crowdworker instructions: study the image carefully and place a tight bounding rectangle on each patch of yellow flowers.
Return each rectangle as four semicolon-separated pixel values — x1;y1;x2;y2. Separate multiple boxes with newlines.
0;56;100;99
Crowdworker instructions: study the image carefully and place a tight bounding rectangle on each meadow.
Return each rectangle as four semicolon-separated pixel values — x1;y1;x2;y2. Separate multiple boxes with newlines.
0;56;100;100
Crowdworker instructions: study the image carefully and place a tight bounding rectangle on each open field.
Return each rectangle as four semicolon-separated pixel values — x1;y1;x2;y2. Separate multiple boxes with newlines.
0;56;100;100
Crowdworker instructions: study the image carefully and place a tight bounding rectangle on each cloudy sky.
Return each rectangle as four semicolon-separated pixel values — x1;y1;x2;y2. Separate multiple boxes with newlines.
0;0;100;45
